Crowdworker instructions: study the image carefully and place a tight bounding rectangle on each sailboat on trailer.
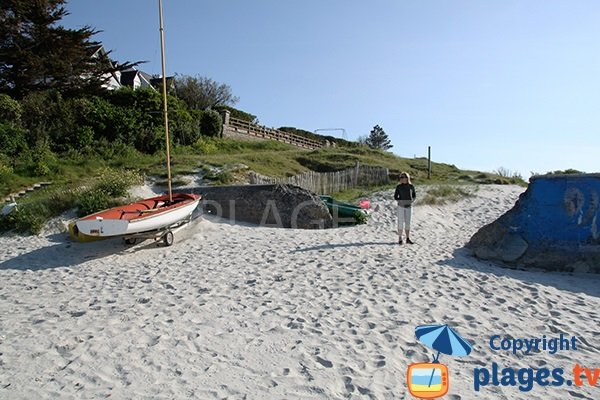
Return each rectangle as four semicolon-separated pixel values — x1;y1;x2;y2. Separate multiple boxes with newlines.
72;0;201;244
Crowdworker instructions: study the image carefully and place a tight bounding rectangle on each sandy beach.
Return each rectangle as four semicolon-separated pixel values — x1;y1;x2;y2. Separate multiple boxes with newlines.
1;184;598;399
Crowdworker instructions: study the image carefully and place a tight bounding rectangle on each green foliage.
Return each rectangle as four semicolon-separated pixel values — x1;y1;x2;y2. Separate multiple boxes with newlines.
0;94;23;124
353;210;368;225
208;138;291;153
279;127;324;144
173;75;239;110
199;109;223;137
19;92;52;146
77;189;112;217
296;150;362;172
0;0;140;98
418;185;476;205
0;123;28;160
1;203;50;234
75;168;142;217
14;143;58;177
71;89;201;152
540;169;584;176
87;92;160;152
279;126;360;148
193;137;219;154
330;185;390;203
94;167;144;198
214;105;257;124
213;170;234;185
365;125;392;150
169;99;201;145
0;188;79;234
0;156;13;176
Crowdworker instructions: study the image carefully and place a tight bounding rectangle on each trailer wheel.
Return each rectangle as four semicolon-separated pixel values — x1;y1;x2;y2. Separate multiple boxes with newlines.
125;237;137;245
164;230;174;246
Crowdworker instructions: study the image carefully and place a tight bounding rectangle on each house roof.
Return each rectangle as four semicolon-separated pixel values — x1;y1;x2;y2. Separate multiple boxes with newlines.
118;68;155;90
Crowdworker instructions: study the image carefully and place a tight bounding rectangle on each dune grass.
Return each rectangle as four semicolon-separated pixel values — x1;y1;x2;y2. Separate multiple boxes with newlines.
1;138;524;234
417;185;478;206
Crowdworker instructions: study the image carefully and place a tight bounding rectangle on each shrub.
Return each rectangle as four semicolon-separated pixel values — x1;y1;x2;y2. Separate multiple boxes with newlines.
0;123;28;160
214;170;234;184
0;186;80;234
193;137;218;154
68;126;95;151
0;157;13;176
0;94;23;125
169;98;201;145
200;109;223;137
76;168;143;216
94;167;144;198
17;144;58;177
419;185;475;205
77;188;112;217
1;203;48;234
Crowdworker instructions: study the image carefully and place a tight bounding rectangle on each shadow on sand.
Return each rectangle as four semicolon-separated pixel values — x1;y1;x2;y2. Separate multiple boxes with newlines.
0;233;162;271
440;247;600;298
291;241;399;253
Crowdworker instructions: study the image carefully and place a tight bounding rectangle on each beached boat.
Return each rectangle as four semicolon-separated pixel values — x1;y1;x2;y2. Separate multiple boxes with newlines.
74;193;200;238
320;195;368;219
71;1;200;246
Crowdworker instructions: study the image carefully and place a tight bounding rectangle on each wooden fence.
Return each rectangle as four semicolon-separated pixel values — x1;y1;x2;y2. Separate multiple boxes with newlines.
224;116;323;149
249;164;389;195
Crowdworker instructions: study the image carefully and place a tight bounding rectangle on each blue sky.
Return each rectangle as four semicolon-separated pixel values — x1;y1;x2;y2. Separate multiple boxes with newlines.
62;1;600;177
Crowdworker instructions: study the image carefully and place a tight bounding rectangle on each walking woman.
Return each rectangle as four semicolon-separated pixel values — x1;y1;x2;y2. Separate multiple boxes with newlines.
394;172;416;244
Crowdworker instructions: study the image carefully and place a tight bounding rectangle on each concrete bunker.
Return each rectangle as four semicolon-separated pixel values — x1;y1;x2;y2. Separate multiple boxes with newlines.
467;174;600;273
180;184;334;229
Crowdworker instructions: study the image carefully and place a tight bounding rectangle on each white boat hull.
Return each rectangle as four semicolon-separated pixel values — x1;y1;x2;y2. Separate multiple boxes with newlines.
76;198;200;237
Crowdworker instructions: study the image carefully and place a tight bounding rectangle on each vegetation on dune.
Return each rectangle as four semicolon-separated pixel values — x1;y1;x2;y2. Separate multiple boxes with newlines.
0;137;526;234
1;168;143;234
417;185;478;206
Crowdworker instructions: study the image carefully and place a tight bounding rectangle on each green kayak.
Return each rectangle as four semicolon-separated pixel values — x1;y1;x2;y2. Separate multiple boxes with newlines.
320;195;367;219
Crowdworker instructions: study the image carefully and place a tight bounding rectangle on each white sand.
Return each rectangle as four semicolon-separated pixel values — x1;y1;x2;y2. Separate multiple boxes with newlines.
1;184;599;399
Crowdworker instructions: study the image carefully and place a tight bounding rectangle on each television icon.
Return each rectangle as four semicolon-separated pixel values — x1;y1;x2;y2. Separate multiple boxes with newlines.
407;362;449;399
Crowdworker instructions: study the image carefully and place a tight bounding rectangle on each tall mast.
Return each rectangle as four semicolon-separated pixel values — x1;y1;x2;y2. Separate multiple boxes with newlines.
158;0;172;202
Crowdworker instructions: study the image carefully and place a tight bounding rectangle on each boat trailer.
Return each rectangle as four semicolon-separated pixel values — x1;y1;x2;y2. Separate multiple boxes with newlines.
122;214;196;247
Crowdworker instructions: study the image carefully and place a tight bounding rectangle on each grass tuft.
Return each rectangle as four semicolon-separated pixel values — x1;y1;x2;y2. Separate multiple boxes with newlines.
418;185;477;206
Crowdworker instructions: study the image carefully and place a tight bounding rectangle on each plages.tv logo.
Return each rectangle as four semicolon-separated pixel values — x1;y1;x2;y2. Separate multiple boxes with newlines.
407;324;472;399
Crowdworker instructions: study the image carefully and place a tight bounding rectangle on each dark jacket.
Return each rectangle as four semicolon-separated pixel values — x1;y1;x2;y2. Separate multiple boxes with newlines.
394;184;416;207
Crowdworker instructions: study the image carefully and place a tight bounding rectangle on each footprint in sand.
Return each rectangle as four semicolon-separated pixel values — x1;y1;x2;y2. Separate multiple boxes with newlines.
343;376;355;393
316;356;333;368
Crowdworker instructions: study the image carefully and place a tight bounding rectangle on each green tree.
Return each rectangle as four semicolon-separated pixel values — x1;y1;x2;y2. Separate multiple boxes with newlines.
365;125;392;150
0;0;138;98
173;74;239;110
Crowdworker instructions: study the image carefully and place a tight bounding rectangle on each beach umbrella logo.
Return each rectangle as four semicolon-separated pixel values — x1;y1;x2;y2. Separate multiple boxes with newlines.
407;324;473;399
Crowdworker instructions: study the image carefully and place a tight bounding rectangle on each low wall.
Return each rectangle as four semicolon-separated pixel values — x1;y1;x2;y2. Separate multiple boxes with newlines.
220;110;323;150
467;174;600;273
180;184;333;229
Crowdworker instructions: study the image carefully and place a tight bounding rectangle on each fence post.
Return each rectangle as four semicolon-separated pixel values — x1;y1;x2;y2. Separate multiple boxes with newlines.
428;146;431;179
